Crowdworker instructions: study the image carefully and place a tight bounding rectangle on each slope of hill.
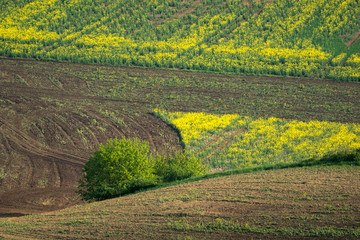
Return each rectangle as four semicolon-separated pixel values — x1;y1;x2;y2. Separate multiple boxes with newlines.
0;0;360;237
1;165;359;239
0;58;183;216
1;0;359;80
0;57;359;217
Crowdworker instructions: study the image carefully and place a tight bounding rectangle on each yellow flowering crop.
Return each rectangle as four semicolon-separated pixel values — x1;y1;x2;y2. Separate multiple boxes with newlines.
154;109;240;145
155;110;360;170
1;0;359;80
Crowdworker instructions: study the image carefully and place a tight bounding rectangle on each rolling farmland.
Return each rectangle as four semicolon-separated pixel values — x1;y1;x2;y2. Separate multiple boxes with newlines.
0;0;360;239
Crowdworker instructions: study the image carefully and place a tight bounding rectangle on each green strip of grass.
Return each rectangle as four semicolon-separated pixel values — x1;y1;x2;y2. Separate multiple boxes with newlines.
168;218;360;237
119;148;360;197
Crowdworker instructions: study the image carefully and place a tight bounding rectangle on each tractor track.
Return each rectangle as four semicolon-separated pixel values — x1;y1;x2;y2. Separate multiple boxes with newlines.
202;129;246;162
0;58;185;215
0;118;87;167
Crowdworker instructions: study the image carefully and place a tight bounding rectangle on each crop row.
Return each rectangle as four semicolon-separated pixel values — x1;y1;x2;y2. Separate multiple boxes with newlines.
0;0;359;80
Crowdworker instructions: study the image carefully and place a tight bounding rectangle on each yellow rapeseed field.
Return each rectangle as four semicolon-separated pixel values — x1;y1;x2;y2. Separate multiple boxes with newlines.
1;0;359;80
154;110;360;169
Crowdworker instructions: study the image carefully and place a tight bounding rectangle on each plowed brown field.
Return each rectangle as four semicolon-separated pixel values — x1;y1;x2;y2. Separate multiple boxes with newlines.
1;166;359;239
1;57;359;219
0;58;183;216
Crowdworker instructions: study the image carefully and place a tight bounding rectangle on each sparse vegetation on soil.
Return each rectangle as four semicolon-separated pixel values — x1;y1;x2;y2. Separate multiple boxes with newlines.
0;56;359;239
1;166;359;239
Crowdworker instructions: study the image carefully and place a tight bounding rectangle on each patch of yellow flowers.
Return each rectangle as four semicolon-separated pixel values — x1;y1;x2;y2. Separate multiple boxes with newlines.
154;110;360;170
0;0;359;80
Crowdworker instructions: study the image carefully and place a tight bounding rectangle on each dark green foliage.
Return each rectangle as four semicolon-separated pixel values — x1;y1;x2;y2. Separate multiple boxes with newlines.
156;152;206;182
78;137;158;201
185;149;360;185
302;148;360;167
79;137;205;201
120;174;161;195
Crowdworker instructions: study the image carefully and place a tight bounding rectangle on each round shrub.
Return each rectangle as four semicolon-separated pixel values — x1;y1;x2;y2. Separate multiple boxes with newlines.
78;137;159;201
79;138;207;201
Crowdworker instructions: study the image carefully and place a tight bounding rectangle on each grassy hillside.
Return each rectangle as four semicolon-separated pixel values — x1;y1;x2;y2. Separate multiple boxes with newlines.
1;0;359;80
0;1;359;238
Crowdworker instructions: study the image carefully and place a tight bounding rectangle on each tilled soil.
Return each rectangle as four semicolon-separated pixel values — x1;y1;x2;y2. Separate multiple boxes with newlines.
0;58;183;216
1;166;359;239
0;57;359;218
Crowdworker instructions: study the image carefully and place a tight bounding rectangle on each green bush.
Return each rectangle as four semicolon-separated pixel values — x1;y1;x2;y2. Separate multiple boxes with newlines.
156;152;206;182
120;174;161;195
78;137;158;201
79;137;206;201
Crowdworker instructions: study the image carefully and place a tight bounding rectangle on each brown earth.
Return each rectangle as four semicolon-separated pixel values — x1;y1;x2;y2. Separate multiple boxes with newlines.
0;58;183;217
345;30;360;46
0;57;359;219
0;166;359;239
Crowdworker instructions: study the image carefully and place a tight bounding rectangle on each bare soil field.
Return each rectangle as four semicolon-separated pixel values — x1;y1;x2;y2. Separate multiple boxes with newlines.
0;57;359;219
1;166;359;239
0;58;183;216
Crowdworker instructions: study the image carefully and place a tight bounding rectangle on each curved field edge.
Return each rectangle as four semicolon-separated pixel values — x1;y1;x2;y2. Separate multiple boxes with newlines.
0;58;186;216
0;165;359;239
0;0;359;81
2;57;360;123
0;57;359;216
